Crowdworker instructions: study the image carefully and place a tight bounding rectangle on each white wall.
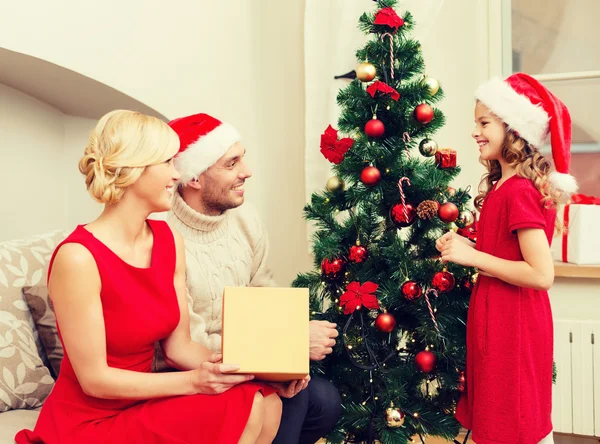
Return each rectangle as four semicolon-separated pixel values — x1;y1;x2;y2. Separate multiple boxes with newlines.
0;84;67;240
0;84;99;241
419;0;489;194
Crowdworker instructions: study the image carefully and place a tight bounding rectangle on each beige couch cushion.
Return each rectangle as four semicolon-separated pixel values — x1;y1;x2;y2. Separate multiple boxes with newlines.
0;231;67;412
22;285;63;377
0;407;40;444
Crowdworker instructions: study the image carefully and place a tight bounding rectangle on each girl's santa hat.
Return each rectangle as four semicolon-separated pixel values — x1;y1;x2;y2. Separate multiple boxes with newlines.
168;113;241;183
475;72;577;193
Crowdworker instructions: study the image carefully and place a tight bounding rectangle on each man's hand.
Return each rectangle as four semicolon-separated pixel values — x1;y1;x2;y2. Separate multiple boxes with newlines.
269;375;311;399
309;320;338;361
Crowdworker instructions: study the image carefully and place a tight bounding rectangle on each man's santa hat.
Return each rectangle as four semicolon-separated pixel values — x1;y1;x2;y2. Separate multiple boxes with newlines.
475;72;577;193
168;113;241;183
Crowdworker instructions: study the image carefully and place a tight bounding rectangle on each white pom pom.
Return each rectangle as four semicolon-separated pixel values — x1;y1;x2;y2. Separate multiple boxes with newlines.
549;172;578;194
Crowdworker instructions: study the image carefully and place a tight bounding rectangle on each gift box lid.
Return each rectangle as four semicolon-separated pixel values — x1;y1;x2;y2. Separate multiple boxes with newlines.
221;286;310;382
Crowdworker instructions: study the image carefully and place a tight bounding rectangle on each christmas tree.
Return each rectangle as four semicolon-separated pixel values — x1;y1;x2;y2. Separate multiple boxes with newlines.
293;2;478;443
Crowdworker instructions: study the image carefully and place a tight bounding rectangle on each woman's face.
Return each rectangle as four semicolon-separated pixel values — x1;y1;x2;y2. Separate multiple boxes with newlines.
128;157;180;212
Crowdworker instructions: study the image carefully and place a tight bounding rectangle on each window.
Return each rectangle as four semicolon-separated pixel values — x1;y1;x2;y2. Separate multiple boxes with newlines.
504;0;600;195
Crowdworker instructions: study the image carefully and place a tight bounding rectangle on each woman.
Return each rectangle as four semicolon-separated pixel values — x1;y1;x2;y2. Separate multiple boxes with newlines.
16;110;281;444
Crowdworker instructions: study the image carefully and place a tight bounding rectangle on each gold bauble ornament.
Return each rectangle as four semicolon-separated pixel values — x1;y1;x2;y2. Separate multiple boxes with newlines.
423;77;440;96
385;403;405;428
448;222;459;232
326;176;345;192
356;62;377;82
455;210;475;228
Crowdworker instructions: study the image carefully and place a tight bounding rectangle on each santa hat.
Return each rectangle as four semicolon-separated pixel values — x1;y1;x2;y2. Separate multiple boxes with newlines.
168;113;241;183
475;72;577;193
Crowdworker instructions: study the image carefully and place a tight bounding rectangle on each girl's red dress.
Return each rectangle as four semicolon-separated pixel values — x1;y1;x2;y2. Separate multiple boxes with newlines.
456;175;556;444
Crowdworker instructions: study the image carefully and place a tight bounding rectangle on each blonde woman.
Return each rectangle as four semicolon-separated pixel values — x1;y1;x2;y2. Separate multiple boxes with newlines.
16;110;281;444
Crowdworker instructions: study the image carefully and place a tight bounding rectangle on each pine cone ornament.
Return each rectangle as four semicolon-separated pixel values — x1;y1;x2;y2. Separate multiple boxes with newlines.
416;200;439;220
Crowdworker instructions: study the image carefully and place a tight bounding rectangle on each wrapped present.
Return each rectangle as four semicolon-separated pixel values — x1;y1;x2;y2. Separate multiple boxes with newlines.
551;194;600;265
435;148;457;169
222;286;309;382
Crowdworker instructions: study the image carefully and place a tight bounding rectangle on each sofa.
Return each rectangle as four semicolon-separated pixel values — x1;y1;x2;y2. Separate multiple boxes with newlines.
0;230;67;444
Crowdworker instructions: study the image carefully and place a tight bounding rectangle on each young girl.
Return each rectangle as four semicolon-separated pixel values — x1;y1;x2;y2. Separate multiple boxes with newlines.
15;110;282;444
436;73;577;444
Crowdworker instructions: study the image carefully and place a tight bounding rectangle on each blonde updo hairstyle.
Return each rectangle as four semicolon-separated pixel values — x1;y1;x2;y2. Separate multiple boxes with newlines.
78;110;180;204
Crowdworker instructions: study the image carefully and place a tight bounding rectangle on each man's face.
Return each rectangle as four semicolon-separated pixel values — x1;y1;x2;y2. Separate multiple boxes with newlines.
197;142;252;215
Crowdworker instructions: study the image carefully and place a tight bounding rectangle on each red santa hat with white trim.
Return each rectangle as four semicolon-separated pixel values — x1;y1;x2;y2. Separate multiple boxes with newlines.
168;113;241;183
475;72;578;193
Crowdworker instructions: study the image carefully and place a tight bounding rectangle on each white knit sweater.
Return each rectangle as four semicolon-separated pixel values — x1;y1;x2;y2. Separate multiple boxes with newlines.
167;191;275;352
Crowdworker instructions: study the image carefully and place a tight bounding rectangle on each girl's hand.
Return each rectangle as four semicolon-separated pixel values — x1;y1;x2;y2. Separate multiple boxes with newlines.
436;231;475;253
440;234;479;267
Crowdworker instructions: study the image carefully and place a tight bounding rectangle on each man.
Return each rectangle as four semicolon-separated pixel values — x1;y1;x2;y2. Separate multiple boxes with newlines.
166;113;341;444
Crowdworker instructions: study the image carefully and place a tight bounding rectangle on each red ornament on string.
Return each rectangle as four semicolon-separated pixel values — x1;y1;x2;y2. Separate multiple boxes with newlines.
438;202;459;223
432;270;455;292
415;350;436;373
360;166;382;186
414;104;434;124
391;203;416;227
391;177;415;227
349;244;368;263
321;258;346;280
375;312;396;333
401;280;422;300
365;118;385;138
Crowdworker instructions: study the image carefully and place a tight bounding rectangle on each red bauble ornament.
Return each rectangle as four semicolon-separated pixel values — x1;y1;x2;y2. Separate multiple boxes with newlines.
360;166;381;186
458;371;466;392
463;278;473;293
321;258;346;279
447;187;456;196
375;312;396;333
414;104;434;124
415;350;436;373
365;118;385;138
438;202;459;223
349;245;368;263
391;203;416;227
432;270;455;292
401;280;422;300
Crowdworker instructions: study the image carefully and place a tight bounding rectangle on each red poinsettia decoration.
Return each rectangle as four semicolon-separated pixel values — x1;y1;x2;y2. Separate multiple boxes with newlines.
339;281;379;315
366;81;400;101
320;125;354;164
374;7;405;32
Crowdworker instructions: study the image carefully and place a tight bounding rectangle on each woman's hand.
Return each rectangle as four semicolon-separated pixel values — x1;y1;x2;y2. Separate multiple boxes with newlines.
190;353;254;395
435;231;475;253
269;375;311;399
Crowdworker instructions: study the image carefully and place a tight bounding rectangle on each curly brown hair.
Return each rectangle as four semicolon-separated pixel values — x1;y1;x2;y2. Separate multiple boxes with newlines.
474;129;563;233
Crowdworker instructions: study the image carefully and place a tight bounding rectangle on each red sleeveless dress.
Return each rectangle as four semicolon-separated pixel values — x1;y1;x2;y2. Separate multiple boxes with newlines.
16;220;275;444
